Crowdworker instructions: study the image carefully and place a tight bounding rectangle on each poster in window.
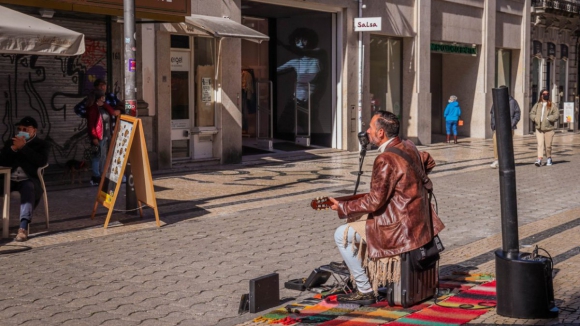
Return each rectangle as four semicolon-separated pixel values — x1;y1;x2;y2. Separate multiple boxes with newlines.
202;77;212;104
276;13;332;146
196;65;215;126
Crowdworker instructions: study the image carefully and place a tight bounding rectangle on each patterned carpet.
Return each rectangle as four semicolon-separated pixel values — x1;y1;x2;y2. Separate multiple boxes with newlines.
243;273;496;326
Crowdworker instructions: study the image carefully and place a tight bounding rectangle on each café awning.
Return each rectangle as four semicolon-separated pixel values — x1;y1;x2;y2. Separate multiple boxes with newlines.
0;5;85;56
184;14;269;42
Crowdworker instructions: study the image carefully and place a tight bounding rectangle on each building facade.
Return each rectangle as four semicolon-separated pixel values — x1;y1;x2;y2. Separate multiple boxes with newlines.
530;0;580;132
0;0;532;171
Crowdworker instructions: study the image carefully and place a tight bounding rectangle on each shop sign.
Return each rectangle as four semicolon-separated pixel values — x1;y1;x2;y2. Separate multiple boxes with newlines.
547;42;556;59
354;17;382;32
561;44;569;60
13;0;190;21
430;43;477;56
533;41;543;58
125;100;137;116
170;52;189;71
564;102;575;123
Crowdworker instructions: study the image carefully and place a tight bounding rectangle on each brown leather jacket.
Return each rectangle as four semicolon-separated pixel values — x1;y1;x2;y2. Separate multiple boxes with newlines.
336;137;445;259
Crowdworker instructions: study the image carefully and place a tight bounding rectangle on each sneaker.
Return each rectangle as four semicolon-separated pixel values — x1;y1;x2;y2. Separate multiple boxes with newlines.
336;290;376;305
546;158;553;166
534;159;542;167
490;160;498;169
90;177;100;186
15;228;28;242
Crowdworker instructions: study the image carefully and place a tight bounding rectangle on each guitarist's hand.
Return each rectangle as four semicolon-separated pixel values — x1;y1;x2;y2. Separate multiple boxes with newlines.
328;197;339;211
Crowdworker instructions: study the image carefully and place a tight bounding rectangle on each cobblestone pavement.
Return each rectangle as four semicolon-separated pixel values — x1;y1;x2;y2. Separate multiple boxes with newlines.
0;133;579;325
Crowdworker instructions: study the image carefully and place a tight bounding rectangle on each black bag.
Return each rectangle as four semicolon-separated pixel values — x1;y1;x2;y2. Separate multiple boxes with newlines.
409;235;445;271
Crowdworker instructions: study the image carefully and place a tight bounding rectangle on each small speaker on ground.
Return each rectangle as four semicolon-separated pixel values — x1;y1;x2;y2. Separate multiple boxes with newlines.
238;273;280;314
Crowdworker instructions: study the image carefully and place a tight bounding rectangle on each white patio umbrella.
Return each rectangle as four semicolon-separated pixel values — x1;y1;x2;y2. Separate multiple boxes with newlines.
0;5;85;56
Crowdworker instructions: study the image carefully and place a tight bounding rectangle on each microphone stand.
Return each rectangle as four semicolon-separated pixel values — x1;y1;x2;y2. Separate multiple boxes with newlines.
353;145;367;195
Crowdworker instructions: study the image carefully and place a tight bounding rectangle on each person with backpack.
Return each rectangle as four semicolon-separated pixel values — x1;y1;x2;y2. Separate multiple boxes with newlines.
74;79;124;119
87;90;121;185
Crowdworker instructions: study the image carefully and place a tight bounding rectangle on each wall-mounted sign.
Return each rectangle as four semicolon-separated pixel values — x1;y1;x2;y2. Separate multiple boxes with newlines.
170;52;189;71
13;0;190;21
128;59;136;72
547;42;556;58
533;41;543;58
564;102;575;123
561;44;569;60
430;43;477;56
354;17;382;32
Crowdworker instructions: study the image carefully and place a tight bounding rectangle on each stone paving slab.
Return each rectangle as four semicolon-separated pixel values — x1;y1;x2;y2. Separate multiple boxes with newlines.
0;133;578;325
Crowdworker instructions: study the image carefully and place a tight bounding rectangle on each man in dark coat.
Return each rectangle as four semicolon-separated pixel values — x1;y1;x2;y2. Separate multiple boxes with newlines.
490;86;521;168
0;116;50;241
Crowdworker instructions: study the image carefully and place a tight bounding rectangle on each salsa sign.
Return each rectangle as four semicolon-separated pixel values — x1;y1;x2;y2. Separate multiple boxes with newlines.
354;17;382;32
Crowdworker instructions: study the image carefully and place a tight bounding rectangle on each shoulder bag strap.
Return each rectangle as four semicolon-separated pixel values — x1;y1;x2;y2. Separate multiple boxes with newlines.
384;146;432;193
384;146;436;236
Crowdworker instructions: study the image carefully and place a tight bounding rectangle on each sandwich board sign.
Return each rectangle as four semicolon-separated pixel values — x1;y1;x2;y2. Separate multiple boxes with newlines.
91;115;160;228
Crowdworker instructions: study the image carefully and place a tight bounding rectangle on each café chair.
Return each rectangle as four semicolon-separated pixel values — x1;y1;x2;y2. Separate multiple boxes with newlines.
37;164;49;229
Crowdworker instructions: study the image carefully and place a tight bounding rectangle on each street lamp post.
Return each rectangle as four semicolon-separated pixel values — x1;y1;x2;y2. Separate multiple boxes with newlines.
124;0;138;213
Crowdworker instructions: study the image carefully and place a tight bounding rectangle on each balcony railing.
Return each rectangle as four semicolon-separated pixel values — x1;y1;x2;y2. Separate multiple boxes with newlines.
532;0;580;14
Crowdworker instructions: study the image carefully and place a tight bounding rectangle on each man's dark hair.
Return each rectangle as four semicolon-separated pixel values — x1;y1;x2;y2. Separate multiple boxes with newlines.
87;89;106;107
93;78;107;88
373;110;399;137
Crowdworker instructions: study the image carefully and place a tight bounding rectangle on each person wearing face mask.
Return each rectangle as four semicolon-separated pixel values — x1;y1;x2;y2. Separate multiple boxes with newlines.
0;116;50;242
529;89;559;166
443;95;462;144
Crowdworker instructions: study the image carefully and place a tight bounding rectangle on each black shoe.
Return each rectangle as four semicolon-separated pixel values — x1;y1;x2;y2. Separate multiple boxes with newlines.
336;290;376;305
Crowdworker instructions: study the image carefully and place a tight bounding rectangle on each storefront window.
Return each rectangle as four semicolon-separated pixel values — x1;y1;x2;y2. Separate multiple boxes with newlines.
369;35;402;118
558;59;567;109
531;57;541;106
495;49;511;88
194;37;216;127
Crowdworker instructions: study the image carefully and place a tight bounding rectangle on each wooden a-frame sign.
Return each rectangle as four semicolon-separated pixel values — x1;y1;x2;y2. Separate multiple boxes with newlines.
91;115;160;228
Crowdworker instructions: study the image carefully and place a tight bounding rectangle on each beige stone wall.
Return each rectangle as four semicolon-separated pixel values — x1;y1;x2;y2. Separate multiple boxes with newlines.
145;0;529;169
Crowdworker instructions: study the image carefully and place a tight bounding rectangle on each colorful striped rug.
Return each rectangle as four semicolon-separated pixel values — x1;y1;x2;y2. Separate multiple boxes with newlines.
246;273;496;326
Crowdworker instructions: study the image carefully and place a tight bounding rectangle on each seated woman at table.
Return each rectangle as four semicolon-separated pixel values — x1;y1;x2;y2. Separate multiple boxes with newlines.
0;116;50;242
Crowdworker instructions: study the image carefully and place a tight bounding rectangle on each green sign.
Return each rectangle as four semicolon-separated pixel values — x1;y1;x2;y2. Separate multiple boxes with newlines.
431;43;477;56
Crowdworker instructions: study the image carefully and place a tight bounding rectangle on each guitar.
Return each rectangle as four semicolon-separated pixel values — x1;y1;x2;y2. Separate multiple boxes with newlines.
310;194;366;211
310;197;332;210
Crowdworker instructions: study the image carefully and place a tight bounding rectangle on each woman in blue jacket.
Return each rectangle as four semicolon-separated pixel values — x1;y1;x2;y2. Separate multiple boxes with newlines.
444;95;462;144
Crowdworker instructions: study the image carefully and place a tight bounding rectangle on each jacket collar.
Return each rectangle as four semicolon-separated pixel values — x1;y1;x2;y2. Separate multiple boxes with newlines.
385;137;402;149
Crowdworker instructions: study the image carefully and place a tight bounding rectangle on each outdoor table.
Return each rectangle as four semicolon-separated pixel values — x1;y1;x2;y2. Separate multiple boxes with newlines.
0;166;10;239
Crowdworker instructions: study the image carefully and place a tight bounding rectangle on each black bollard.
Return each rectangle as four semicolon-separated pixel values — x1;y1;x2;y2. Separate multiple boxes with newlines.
492;87;519;258
492;87;558;318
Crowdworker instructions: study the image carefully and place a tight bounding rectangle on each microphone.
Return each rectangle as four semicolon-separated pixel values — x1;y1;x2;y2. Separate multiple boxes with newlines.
358;131;370;150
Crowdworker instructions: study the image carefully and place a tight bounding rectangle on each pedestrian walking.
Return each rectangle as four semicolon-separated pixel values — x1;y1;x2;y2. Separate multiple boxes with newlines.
444;95;461;144
489;86;521;168
529;89;559;166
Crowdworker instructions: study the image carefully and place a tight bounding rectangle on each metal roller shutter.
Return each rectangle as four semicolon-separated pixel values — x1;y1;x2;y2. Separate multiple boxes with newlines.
0;15;108;169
